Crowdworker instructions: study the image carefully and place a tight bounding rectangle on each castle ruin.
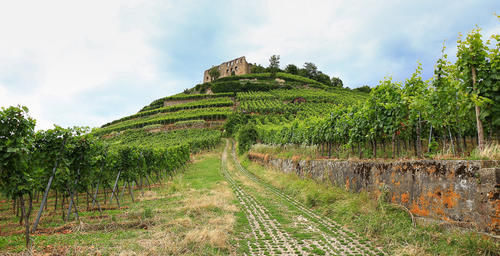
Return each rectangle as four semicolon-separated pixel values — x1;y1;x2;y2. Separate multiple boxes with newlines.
203;56;250;83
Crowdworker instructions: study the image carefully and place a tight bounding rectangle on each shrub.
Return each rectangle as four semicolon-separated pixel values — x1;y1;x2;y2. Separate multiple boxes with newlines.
224;114;250;136
237;124;258;153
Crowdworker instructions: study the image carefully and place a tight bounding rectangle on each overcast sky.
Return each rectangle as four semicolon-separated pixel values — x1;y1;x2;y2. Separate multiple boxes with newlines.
0;0;498;130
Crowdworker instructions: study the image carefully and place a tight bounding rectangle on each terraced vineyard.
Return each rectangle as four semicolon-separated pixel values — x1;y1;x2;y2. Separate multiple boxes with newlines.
95;107;232;135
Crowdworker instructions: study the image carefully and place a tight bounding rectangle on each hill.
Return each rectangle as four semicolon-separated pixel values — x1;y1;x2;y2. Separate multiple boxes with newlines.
93;72;368;152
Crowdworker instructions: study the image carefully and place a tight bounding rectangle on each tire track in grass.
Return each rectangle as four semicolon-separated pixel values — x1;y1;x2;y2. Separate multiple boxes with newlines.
222;141;299;255
227;140;385;256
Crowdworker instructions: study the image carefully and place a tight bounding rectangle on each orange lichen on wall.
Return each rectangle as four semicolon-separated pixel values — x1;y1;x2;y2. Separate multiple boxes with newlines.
442;187;460;208
491;194;500;231
426;166;437;175
446;169;456;179
264;154;270;163
490;217;500;231
410;199;430;216
390;172;401;186
401;192;410;204
345;178;350;191
248;152;266;162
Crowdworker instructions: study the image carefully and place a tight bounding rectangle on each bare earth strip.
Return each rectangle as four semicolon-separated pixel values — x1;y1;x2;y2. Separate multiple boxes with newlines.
222;140;385;256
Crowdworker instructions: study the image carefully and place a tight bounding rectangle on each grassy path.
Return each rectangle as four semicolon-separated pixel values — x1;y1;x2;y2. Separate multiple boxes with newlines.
222;140;384;256
1;150;240;255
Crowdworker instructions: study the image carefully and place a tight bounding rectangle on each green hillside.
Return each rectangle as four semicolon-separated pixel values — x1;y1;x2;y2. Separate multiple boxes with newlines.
94;72;368;149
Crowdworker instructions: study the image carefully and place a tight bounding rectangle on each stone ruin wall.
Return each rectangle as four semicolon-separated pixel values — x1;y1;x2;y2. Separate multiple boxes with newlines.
203;56;251;83
248;152;500;234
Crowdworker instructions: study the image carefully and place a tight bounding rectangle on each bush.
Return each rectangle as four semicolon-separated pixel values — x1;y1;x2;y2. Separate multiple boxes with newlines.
224;114;250;136
354;85;372;93
237;124;258;154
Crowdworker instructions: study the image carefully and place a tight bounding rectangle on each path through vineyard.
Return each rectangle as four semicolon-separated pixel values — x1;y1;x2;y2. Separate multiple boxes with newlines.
222;140;384;256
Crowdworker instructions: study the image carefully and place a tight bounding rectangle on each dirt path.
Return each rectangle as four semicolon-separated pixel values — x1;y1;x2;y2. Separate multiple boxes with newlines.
222;140;384;256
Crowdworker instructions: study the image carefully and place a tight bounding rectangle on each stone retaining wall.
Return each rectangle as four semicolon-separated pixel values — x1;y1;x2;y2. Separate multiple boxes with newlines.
248;152;500;234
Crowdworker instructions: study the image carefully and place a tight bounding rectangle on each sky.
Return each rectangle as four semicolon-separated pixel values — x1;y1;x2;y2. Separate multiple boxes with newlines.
0;0;498;130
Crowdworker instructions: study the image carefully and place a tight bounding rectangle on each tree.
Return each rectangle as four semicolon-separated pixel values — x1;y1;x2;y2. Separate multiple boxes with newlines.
237;124;258;153
0;106;36;248
284;64;298;75
268;55;280;77
303;62;318;79
456;27;489;150
208;67;220;81
316;72;332;86
354;85;371;93
250;63;266;73
331;76;343;87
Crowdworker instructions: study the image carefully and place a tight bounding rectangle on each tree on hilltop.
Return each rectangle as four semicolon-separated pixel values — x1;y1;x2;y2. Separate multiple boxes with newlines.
268;55;280;77
331;76;343;87
285;64;298;74
302;62;318;79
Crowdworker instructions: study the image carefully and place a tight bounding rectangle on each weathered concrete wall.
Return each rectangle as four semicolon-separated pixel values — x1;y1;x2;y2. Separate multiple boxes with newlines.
248;152;500;234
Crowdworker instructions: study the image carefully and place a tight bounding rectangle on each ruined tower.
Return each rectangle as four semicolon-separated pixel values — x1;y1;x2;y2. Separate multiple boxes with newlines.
203;56;251;83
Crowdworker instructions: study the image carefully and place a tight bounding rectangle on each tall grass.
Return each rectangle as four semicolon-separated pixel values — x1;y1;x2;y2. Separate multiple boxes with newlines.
470;142;500;160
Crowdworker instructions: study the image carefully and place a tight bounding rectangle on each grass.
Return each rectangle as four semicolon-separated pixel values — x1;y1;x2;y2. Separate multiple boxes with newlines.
250;139;500;161
251;143;319;160
0;146;245;255
469;142;500;160
239;153;500;255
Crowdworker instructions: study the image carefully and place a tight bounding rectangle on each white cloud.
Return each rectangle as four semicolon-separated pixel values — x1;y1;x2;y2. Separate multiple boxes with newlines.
0;0;498;130
223;0;499;86
0;0;168;130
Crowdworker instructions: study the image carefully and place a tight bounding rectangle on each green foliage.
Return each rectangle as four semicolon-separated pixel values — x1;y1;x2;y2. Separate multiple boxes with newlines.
214;72;328;89
237;124;258;154
239;26;499;158
224;114;250;136
237;89;367;113
208;67;220;81
302;62;319;79
0;105;36;198
284;64;298;74
103;128;221;153
250;63;267;73
95;107;232;135
268;55;281;77
173;119;206;128
330;76;343;87
103;98;233;128
210;81;282;93
354;85;371;93
140;93;234;112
